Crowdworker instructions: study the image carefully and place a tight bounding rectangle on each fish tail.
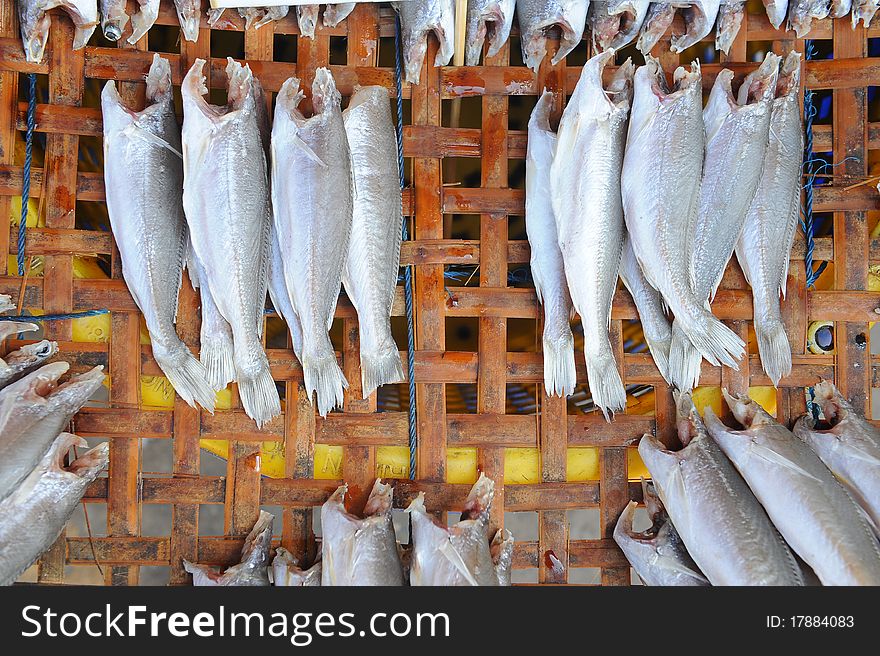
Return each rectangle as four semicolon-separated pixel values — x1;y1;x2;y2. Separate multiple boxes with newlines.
644;333;672;385
667;322;703;393
756;321;792;387
585;350;627;422
200;336;236;392
302;349;348;417
676;310;744;371
152;343;216;413
360;344;405;399
237;362;282;428
543;332;576;398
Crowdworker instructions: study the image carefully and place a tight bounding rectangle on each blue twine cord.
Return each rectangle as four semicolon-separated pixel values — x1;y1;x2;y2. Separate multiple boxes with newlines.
394;14;417;481
18;73;36;277
2;309;110;321
802;41;826;289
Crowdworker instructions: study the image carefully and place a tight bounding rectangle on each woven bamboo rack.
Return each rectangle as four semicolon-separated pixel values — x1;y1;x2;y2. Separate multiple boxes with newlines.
0;1;878;585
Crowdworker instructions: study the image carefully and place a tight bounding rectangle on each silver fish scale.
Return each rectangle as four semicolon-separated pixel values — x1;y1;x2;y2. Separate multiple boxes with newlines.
735;53;803;387
707;396;880;586
639;402;804;586
182;60;278;426
0;436;108;586
272;70;352;416
342;87;405;397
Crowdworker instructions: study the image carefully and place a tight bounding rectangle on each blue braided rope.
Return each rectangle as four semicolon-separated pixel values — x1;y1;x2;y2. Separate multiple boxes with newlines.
394;14;418;481
18;73;36;277
2;309;110;321
802;41;826;289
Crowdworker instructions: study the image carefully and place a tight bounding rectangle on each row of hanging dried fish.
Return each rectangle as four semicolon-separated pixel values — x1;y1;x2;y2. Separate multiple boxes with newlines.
17;1;879;65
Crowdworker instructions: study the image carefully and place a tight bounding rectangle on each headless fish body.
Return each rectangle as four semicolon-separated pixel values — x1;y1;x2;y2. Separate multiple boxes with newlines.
324;3;356;27
271;548;322;586
551;51;633;419
0;434;108;586
793;381;880;536
853;0;880;26
321;480;405;585
0;340;58;391
668;53;778;392
591;1;649;52
638;392;803;585
271;70;351;416
516;0;589;72
613;480;708;586
526;90;576;398
735;52;803;388
715;1;745;54
17;0;97;62
465;0;515;65
184;511;273;586
762;0;789;27
393;0;455;84
622;57;744;375
706;390;880;586
788;0;829;37
342;86;405;397
619;235;672;383
103;54;216;413
0;363;105;504
409;473;513;586
182;58;279;427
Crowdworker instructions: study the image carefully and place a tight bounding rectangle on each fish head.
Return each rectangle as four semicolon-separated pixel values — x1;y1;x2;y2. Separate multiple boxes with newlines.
363;478;394;517
636;432;682;493
101;3;129;42
721;388;777;429
175;0;201;42
1;360;70;407
0;320;39;342
641;477;665;522
44;365;105;415
59;435;109;481
461;472;495;520
145;53;173;105
239;510;274;566
296;4;319;39
812;379;850;425
225;58;256;111
672;389;707;447
670;2;716;53
18;8;52;64
3;339;57;371
312;68;342;116
613;499;640;542
737;51;780;106
776;51;802;100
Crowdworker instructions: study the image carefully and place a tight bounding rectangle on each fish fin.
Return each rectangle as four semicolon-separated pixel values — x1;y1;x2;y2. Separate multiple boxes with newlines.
649;552;709;584
747;441;824;484
667;322;702;392
542;332;576;398
360;345;405;398
290;133;327;168
674;310;744;370
152;343;216;412
777;195;800;300
200;334;236;391
644;332;672;385
302;352;348;417
123;121;183;158
756;321;792;387
438;538;480;586
585;350;626;421
237;364;281;428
